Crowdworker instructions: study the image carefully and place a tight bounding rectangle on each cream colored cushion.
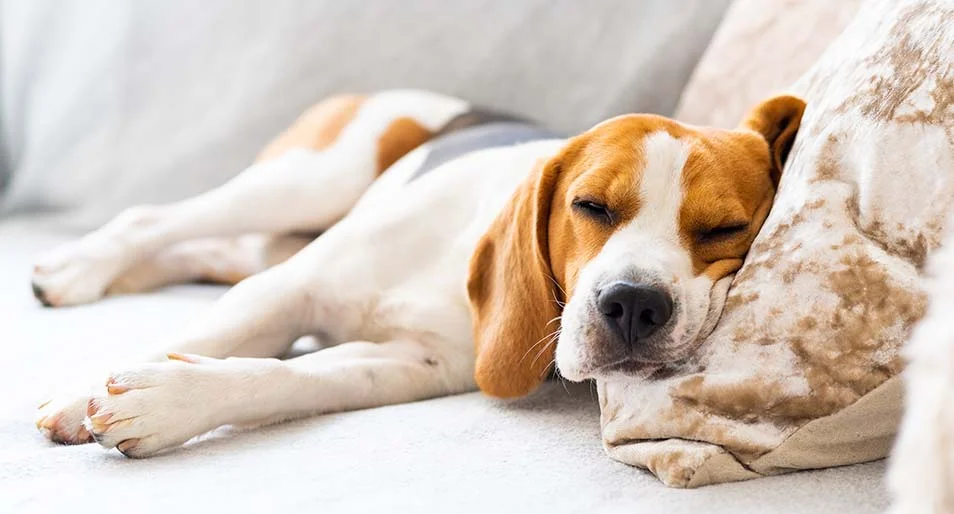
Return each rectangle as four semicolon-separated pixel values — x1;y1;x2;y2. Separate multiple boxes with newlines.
675;0;862;127
600;0;954;487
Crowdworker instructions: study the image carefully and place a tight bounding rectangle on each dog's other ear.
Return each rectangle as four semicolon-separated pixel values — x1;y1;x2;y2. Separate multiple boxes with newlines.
740;94;807;185
467;156;562;398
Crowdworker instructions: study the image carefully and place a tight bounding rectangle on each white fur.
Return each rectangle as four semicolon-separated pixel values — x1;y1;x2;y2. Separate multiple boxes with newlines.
888;214;954;513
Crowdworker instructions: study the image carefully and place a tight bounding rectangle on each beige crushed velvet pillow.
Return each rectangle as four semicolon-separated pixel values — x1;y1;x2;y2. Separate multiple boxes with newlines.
675;0;861;128
599;0;954;487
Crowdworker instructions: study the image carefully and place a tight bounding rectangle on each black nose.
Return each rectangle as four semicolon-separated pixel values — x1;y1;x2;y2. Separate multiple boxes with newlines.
597;281;673;345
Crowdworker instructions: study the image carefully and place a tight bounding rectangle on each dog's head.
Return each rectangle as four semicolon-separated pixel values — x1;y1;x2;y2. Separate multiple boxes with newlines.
467;95;806;397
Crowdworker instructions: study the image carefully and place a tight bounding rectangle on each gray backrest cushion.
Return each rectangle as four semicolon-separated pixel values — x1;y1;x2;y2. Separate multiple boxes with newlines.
0;0;730;225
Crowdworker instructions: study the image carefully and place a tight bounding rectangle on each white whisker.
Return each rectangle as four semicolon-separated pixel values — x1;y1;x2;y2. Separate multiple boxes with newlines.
531;329;561;367
521;327;561;363
545;274;567;307
540;358;557;379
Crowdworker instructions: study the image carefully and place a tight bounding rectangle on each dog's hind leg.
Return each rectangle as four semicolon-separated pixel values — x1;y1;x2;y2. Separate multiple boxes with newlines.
31;90;468;306
106;234;312;295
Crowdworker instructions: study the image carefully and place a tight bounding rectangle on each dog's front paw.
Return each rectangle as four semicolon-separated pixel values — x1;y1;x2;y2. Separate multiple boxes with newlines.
36;394;94;445
85;354;230;458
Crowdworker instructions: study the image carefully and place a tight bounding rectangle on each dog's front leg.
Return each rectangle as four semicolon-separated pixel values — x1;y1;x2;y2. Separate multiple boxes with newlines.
84;339;476;458
36;259;317;445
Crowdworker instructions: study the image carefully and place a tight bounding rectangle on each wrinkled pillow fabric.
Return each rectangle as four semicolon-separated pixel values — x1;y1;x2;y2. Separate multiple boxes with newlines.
674;0;861;128
599;0;954;487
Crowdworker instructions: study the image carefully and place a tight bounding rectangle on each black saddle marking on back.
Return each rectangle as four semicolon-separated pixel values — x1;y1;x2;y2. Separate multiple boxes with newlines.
433;107;530;138
406;108;563;183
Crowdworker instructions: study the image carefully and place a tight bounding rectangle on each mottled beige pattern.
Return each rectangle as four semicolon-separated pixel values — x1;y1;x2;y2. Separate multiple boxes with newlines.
601;0;954;487
675;0;862;128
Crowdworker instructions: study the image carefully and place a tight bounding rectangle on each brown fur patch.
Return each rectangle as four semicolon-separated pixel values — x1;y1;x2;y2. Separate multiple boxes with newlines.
377;117;434;175
257;95;366;161
682;96;805;280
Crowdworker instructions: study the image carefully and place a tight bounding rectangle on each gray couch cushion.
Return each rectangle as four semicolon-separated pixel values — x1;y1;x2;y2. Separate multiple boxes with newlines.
0;0;730;225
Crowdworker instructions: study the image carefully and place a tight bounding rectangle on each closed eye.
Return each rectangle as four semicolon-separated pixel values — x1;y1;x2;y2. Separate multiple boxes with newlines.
572;199;614;224
696;223;748;243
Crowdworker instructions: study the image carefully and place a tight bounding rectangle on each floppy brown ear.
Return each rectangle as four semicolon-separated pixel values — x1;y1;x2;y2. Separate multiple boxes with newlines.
740;94;807;184
467;156;563;398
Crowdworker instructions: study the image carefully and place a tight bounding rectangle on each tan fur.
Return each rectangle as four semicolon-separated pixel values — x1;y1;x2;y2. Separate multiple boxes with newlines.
377;117;434;174
686;95;805;278
256;94;366;161
467;95;805;398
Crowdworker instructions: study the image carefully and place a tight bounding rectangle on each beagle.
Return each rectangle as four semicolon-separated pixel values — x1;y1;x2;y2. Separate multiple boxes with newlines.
32;89;804;457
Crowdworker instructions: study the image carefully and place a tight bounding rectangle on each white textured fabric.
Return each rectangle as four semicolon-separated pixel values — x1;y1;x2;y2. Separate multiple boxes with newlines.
675;0;862;127
888;212;954;512
0;0;730;225
0;217;890;513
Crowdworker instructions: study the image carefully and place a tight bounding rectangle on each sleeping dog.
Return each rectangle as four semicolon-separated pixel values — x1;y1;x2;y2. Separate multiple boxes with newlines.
32;90;804;457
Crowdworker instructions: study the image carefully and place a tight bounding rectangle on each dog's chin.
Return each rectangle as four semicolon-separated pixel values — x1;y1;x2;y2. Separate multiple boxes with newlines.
558;305;726;382
559;351;689;382
589;357;665;381
557;335;698;382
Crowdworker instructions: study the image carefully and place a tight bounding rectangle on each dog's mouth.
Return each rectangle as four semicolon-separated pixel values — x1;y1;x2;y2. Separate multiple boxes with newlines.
586;347;683;378
596;357;658;377
559;336;681;381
